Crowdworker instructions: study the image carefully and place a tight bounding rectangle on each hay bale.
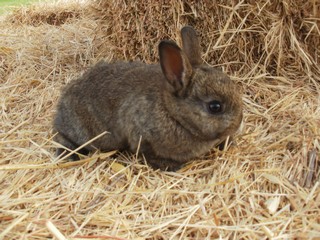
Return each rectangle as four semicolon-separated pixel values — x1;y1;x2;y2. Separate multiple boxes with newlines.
0;0;319;239
91;0;320;79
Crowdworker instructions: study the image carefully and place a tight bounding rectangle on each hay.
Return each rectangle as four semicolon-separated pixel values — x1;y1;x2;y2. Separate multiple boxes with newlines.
0;0;319;239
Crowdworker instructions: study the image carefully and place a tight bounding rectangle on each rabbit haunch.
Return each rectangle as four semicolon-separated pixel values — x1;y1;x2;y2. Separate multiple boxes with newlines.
53;26;243;171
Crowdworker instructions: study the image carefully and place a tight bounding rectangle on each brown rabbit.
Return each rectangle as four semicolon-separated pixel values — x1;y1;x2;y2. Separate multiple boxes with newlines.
53;26;243;171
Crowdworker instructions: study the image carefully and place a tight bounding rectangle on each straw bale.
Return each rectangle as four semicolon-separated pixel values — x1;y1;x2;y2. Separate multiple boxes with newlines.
91;0;320;79
0;0;319;239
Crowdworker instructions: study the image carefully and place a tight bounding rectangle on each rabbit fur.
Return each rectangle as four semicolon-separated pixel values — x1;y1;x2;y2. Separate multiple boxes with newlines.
53;26;243;171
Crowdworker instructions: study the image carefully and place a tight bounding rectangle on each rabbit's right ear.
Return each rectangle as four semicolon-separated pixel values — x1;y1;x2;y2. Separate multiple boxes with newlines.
159;40;193;92
181;26;202;67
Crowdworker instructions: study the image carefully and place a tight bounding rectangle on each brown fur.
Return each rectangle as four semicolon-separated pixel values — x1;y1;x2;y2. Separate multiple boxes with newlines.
53;26;243;171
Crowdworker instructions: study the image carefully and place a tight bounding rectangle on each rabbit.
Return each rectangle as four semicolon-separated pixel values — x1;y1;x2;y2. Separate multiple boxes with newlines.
53;26;243;171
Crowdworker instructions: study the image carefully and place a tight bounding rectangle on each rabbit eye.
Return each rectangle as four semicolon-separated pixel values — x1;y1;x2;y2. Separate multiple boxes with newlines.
207;100;223;114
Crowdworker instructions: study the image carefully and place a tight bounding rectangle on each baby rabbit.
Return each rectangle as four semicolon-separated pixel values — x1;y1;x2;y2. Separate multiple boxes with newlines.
53;26;243;171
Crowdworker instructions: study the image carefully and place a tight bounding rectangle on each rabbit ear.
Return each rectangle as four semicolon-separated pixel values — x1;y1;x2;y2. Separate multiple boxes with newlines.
181;26;202;67
159;40;193;92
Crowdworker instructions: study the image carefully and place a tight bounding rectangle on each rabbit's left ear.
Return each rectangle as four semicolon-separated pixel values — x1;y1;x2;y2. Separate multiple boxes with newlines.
159;40;193;93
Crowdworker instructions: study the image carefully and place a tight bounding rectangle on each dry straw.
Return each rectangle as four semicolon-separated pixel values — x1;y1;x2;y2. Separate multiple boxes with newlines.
0;0;319;239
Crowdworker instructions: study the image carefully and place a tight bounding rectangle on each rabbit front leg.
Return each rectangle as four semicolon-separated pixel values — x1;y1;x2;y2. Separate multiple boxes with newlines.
134;140;185;171
146;157;184;171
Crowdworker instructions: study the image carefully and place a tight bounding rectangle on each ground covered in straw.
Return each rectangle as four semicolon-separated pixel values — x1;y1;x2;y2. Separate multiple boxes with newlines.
0;0;320;239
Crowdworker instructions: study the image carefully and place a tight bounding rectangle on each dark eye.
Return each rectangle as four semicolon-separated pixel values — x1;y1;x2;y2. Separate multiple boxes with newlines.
207;100;223;114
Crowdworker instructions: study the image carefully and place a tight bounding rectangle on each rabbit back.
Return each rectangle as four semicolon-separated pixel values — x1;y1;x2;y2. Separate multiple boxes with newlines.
54;61;170;153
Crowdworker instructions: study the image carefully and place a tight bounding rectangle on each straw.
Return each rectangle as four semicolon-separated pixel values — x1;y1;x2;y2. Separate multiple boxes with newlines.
0;0;319;239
